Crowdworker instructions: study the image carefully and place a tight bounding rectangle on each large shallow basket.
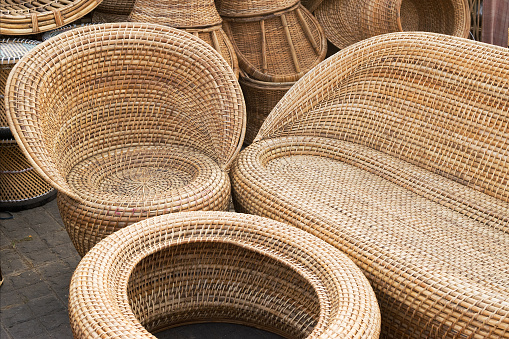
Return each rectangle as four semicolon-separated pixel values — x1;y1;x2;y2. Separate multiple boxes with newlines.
96;0;135;15
0;0;102;35
314;0;470;49
6;23;245;256
216;0;298;17
223;4;327;82
69;211;381;338
0;140;56;211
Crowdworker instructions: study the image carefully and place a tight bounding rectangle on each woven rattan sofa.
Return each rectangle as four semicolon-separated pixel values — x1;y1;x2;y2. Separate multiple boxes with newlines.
231;32;509;338
6;23;245;256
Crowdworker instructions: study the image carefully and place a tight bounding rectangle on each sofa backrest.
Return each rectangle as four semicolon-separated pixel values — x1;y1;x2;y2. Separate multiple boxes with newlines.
256;32;509;203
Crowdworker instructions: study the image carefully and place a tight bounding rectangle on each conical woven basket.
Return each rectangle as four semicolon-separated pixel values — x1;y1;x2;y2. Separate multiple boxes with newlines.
96;0;135;15
0;0;102;35
239;72;294;145
315;0;470;49
216;0;298;17
0;140;56;211
223;4;327;82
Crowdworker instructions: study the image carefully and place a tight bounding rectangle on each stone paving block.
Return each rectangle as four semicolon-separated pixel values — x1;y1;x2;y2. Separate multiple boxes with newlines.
20;207;52;227
39;310;71;331
0;304;35;328
1;325;13;339
0;287;23;310
0;249;31;274
0;218;35;243
6;270;43;290
48;323;74;339
30;220;65;237
0;229;12;248
52;242;79;260
5;319;51;339
43;230;72;248
27;295;66;318
17;281;53;301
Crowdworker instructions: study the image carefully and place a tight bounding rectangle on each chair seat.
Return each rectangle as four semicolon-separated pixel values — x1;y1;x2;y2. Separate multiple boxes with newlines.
231;135;509;338
61;145;231;256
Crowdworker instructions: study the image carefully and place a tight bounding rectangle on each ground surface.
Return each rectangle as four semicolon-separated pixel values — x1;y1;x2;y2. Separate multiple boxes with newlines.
0;199;283;339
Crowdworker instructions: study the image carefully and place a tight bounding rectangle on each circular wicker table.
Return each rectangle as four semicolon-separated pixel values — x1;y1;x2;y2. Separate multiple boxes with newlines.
69;211;381;338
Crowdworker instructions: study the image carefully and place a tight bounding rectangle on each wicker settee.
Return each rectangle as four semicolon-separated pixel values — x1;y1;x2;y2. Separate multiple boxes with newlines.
231;32;509;338
6;23;245;256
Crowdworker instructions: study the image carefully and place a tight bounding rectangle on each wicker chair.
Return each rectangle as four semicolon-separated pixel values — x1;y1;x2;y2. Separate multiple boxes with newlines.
6;23;245;256
231;32;509;338
69;211;381;338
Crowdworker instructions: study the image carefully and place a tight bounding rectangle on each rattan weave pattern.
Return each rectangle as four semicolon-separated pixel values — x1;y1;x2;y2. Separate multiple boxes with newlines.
42;23;99;41
0;0;102;35
216;0;298;17
6;23;245;256
300;0;324;12
97;0;135;15
231;32;509;338
69;211;381;338
91;11;128;23
314;0;470;49
223;4;327;82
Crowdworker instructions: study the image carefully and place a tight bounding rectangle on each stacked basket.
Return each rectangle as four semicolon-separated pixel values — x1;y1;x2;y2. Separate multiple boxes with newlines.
218;0;327;144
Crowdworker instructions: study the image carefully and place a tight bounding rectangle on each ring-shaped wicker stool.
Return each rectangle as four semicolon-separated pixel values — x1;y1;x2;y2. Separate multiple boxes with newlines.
69;211;381;338
6;23;246;256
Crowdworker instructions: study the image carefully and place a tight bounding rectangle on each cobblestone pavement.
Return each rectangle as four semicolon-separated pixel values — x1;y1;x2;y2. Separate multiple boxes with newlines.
0;199;282;339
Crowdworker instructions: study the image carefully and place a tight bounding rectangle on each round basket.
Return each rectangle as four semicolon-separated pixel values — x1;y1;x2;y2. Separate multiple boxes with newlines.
96;0;135;15
239;73;294;145
314;0;471;49
216;0;298;17
300;0;325;12
0;140;56;211
0;0;102;35
129;0;222;28
69;211;381;338
91;11;128;23
223;4;327;82
42;23;100;41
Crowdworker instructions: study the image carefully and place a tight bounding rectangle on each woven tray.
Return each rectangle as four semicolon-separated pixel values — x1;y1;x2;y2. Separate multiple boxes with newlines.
0;0;102;35
239;72;294;145
0;140;56;211
216;0;298;17
314;0;471;49
96;0;135;15
69;211;381;338
223;4;327;82
42;23;99;41
129;0;222;28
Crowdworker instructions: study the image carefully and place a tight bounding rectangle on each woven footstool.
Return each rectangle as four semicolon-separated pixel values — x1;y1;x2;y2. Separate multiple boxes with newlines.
69;211;381;338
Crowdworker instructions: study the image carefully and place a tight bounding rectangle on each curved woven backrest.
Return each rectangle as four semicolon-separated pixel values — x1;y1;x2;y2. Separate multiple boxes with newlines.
314;0;470;49
256;32;509;203
0;0;102;35
216;0;299;17
129;0;222;28
6;23;245;199
97;0;135;15
69;211;381;338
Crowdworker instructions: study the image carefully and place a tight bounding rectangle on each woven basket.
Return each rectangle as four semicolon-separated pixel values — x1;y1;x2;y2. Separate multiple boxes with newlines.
96;0;135;15
0;140;56;211
239;72;294;145
6;23;245;256
223;4;327;82
216;0;298;17
314;0;471;49
69;211;381;338
42;23;99;41
91;11;129;23
231;32;509;337
300;0;324;12
129;0;222;28
0;0;102;35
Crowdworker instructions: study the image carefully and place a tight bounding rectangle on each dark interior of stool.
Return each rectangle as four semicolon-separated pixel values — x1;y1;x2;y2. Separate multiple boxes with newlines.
127;241;320;339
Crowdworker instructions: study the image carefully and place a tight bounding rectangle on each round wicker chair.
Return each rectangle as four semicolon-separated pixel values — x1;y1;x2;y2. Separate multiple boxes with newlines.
314;0;470;49
6;23;245;256
69;211;381;338
0;0;101;35
231;32;509;337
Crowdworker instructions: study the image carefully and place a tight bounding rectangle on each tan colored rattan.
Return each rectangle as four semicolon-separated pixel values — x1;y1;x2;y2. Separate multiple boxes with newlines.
97;0;135;15
129;0;222;28
42;23;99;41
69;211;381;338
314;0;471;49
231;32;509;338
300;0;325;12
0;139;54;204
6;22;245;256
91;11;128;23
0;0;102;35
239;72;294;145
223;4;327;82
216;0;298;17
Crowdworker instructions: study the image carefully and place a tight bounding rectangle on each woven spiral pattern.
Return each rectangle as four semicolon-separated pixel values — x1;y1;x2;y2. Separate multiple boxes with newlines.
223;4;327;82
6;23;245;256
314;0;470;49
0;0;102;35
91;11;128;23
69;211;381;338
97;0;135;15
232;32;509;338
216;0;298;17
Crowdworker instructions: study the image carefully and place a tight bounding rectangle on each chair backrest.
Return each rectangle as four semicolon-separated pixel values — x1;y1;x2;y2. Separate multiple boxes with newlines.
6;23;245;196
256;32;509;202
